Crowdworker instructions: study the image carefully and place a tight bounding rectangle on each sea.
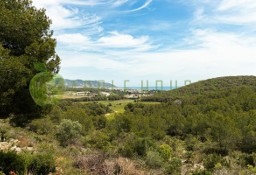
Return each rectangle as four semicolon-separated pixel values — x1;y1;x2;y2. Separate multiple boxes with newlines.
118;86;180;91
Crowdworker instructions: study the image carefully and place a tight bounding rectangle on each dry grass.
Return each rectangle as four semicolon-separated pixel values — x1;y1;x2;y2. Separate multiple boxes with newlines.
74;153;149;175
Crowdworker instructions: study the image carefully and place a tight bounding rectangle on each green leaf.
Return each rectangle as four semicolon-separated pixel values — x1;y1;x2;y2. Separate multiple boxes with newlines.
34;62;47;72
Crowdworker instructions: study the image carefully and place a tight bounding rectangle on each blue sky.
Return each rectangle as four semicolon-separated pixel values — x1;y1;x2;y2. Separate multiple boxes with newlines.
33;0;256;86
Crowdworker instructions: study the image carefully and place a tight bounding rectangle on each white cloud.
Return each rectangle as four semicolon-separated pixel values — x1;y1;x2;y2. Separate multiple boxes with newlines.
33;0;103;32
217;0;256;11
60;30;256;85
32;0;152;35
56;34;90;45
56;31;154;52
193;0;256;25
125;0;153;12
112;0;129;7
33;0;256;85
33;0;113;7
46;6;80;30
97;31;151;49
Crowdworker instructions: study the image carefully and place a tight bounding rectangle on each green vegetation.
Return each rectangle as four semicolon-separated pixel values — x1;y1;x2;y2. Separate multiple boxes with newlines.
0;151;55;175
142;76;256;102
83;100;160;120
2;76;256;174
0;0;60;117
56;119;83;147
1;0;256;174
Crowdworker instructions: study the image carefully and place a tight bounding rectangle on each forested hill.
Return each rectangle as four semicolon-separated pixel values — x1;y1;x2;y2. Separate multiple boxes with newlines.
142;76;256;101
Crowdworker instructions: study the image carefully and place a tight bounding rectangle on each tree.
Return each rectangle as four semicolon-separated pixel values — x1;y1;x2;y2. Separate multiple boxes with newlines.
56;119;83;147
62;107;94;134
0;0;60;116
208;113;242;152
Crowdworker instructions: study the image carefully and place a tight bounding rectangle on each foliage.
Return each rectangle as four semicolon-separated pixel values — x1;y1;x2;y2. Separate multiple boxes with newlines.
119;134;153;158
145;149;164;168
0;151;26;175
203;154;223;170
27;153;56;175
164;157;182;175
192;170;212;175
0;0;60;117
3;75;256;173
29;116;54;134
0;151;56;175
85;131;111;150
56;119;82;147
158;144;172;161
61;106;94;134
142;76;256;102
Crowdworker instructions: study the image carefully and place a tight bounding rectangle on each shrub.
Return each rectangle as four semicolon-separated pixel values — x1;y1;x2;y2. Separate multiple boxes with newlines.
239;153;256;167
192;170;211;175
48;105;63;123
27;153;56;175
92;115;107;130
119;144;134;158
119;136;153;158
159;144;172;161
29;117;54;135
0;151;26;175
164;157;182;175
248;165;256;174
203;154;222;170
56;119;82;147
86;131;111;150
145;150;164;168
61;107;94;134
75;154;146;175
9;114;33;127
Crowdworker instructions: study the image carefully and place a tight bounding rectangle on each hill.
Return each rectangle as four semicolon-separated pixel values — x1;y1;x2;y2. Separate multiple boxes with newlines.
2;76;256;175
142;76;256;101
65;79;116;89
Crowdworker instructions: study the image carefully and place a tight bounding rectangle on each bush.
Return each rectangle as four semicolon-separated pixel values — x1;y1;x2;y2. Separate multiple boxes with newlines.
239;153;256;167
61;107;94;134
164;157;182;175
56;119;82;147
145;150;164;168
119;136;154;158
203;154;222;170
86;131;111;150
27;153;56;175
92;115;107;130
9;114;33;127
0;151;26;175
159;144;172;161
29;117;54;135
48;105;63;123
192;170;212;175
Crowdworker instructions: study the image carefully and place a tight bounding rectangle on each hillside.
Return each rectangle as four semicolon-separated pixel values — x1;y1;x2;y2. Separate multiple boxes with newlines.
2;76;256;174
142;76;256;101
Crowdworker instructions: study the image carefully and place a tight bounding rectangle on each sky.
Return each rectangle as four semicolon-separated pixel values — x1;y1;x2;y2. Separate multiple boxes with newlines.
33;0;256;86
